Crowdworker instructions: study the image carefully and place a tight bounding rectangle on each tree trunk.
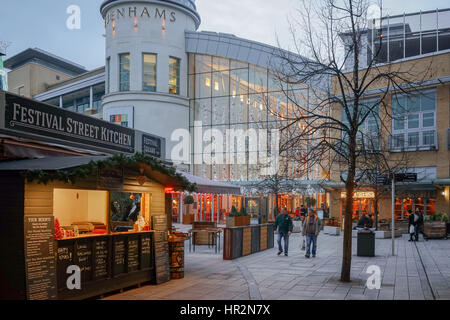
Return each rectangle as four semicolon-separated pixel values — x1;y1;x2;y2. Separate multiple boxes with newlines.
341;138;357;282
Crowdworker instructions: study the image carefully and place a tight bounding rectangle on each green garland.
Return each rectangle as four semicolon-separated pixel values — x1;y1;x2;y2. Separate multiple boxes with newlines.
24;153;197;192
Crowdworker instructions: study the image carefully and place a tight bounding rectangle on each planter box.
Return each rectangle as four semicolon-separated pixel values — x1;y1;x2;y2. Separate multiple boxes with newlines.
424;221;447;239
324;226;340;236
352;229;402;238
182;214;194;225
226;216;250;227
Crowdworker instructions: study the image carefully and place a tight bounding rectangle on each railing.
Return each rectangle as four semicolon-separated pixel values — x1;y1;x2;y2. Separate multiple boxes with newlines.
388;130;438;152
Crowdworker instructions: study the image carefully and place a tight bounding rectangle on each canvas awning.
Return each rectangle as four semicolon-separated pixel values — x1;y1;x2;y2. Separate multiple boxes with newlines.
177;171;241;195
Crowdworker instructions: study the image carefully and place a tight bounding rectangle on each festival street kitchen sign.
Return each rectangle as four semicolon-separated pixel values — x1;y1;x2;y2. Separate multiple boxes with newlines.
0;92;135;153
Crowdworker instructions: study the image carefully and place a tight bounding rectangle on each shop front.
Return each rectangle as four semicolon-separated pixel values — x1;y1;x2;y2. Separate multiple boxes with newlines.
0;153;195;300
168;172;242;225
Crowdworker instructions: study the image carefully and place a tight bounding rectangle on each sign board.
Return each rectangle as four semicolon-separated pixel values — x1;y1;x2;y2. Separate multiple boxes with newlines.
142;134;162;158
341;191;375;199
395;173;417;183
97;168;123;191
0;92;135;153
24;215;57;300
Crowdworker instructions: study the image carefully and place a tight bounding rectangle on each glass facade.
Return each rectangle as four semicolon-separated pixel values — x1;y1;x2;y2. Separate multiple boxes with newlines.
169;57;181;94
143;53;157;92
189;54;319;182
368;9;450;65
119;53;130;92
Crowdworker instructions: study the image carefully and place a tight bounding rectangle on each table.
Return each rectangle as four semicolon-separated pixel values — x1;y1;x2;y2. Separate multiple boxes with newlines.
188;229;222;254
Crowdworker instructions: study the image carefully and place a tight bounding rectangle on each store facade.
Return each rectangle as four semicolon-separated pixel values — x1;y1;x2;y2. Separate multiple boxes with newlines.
0;154;195;300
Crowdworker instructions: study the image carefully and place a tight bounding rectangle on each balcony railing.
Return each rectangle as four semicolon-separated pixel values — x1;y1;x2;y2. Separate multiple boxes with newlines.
388;130;438;152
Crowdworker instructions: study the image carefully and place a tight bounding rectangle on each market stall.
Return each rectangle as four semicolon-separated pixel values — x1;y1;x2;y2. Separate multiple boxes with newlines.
0;153;195;300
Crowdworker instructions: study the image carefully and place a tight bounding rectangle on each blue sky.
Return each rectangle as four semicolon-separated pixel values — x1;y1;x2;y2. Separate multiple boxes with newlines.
1;0;449;70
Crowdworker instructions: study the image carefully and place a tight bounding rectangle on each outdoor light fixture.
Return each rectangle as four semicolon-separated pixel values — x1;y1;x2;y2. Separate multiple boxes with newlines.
134;17;138;31
205;78;211;87
112;19;116;35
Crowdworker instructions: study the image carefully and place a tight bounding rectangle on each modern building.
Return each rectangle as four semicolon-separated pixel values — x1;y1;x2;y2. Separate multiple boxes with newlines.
5;1;450;223
328;9;450;225
4;48;87;98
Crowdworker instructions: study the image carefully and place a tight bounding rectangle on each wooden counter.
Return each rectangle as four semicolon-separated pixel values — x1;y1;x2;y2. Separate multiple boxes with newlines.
56;231;156;300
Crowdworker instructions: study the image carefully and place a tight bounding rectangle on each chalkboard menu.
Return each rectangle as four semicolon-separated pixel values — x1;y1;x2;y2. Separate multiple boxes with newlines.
113;237;126;276
153;231;170;284
57;242;75;290
152;215;168;232
76;240;93;283
141;235;152;269
127;237;140;272
24;216;57;300
93;238;109;280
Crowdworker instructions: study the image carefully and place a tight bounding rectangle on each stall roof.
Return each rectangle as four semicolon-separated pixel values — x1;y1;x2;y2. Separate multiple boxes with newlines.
177;171;241;195
0;156;109;171
0;155;196;192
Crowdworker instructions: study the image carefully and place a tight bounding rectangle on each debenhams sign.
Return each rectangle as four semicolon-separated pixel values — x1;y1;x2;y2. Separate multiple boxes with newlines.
0;92;135;153
104;6;176;26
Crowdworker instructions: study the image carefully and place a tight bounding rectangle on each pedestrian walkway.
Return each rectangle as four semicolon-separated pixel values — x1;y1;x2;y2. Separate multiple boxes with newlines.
103;232;450;300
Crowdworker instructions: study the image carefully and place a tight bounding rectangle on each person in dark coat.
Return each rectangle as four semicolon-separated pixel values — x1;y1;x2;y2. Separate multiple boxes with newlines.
274;207;293;256
414;208;423;242
408;209;416;241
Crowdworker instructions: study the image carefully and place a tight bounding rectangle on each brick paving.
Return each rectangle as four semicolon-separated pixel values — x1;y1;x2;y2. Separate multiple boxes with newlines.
103;227;450;300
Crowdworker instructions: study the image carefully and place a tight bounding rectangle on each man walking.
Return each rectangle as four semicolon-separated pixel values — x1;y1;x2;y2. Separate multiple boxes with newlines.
303;209;321;258
274;207;293;256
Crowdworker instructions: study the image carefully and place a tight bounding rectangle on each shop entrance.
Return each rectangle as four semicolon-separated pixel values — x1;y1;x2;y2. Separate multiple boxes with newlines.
341;191;376;221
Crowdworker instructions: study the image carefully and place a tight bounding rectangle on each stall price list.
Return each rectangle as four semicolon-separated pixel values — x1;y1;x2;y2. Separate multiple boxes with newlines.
94;240;109;279
24;216;57;300
127;238;140;272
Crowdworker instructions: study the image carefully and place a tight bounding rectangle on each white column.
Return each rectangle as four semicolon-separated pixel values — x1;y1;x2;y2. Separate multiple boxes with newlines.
89;86;94;110
59;96;63;108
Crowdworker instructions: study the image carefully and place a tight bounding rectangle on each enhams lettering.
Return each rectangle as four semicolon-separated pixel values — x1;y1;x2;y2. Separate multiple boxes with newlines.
105;6;176;26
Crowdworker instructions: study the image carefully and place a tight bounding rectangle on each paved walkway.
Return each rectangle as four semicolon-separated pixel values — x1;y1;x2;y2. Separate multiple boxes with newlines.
103;229;450;300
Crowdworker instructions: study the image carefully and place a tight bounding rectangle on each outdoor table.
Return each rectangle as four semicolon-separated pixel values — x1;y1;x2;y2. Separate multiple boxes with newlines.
188;228;222;254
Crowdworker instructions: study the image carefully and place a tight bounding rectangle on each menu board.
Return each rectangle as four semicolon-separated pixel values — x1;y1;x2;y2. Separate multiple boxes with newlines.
141;235;152;269
57;242;75;290
127;237;140;272
24;216;57;300
76;241;93;283
113;237;126;276
93;239;109;280
152;215;168;232
153;231;170;284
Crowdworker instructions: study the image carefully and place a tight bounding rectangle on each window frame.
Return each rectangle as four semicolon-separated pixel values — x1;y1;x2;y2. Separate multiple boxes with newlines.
142;53;157;92
169;56;181;95
118;53;130;92
391;88;437;151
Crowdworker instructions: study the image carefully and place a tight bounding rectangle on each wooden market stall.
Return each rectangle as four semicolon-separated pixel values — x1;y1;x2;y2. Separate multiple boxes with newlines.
0;153;195;300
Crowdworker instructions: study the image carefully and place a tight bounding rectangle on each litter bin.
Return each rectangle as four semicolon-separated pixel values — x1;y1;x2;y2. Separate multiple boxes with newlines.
357;229;375;257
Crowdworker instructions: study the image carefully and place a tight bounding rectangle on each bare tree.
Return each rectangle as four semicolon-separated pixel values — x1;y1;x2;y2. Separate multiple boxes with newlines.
271;0;432;282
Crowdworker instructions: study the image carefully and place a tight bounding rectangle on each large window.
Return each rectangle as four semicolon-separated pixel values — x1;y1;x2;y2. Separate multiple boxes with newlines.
119;53;130;92
169;57;180;94
143;53;157;92
391;89;437;151
189;54;315;182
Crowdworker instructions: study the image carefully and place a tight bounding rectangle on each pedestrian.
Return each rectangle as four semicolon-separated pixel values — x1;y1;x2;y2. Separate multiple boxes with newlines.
303;209;321;258
414;208;423;242
408;209;415;241
274;207;293;256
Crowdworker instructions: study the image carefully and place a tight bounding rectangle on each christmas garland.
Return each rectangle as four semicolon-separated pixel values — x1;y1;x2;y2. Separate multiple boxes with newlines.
24;153;197;192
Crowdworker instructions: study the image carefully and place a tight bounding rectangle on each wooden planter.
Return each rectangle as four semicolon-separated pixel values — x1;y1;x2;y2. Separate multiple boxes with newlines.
182;214;194;225
424;221;447;239
226;216;250;227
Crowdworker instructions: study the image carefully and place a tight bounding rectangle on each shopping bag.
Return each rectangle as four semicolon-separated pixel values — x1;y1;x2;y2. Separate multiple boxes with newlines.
409;225;415;234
